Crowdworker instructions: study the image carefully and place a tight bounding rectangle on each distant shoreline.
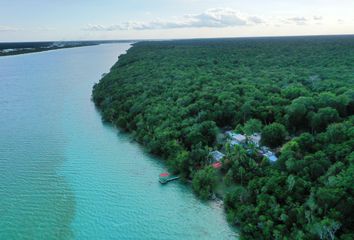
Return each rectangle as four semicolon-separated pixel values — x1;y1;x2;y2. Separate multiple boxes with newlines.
0;40;133;57
0;45;97;57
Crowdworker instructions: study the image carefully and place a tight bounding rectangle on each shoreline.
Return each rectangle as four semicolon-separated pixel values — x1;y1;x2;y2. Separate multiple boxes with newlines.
0;40;134;57
91;38;354;239
91;43;239;235
0;42;238;239
0;44;98;57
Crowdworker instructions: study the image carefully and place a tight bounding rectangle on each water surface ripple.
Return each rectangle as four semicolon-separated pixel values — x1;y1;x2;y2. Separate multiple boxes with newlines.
0;44;237;239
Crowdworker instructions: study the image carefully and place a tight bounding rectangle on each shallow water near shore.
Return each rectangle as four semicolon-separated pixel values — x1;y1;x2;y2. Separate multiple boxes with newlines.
0;43;237;239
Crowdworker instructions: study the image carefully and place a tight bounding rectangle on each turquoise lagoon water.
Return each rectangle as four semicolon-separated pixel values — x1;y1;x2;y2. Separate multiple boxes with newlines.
0;44;237;239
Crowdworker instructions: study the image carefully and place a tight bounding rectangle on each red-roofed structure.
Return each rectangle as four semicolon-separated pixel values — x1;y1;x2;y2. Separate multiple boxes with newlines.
212;162;222;169
160;173;170;177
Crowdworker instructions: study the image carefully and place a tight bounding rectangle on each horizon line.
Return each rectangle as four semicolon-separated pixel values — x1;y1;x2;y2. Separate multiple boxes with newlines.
1;33;354;44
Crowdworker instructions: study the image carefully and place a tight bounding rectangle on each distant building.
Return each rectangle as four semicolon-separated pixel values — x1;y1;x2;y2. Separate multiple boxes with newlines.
259;146;270;154
258;147;278;162
226;131;278;162
226;131;246;146
264;151;278;162
249;133;261;146
209;150;225;163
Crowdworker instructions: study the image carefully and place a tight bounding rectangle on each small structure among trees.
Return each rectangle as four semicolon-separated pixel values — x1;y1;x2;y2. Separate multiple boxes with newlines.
209;150;225;163
225;130;279;163
249;133;261;147
226;131;247;146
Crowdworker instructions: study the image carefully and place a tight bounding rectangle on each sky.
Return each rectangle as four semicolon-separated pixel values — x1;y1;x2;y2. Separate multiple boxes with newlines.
0;0;353;42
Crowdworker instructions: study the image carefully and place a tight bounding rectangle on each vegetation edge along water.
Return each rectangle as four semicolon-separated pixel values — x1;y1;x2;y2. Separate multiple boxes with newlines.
0;40;133;57
92;36;354;239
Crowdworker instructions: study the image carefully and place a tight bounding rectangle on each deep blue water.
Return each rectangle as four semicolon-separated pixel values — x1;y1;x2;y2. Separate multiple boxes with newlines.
0;44;237;239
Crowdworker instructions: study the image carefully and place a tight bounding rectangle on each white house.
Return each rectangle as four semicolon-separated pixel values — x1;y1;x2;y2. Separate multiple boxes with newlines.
209;150;225;163
249;133;261;146
226;131;246;146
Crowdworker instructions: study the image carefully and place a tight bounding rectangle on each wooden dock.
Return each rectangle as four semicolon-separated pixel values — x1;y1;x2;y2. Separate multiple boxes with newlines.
159;172;180;184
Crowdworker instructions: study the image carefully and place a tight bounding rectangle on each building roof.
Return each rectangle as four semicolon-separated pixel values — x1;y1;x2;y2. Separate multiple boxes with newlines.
160;173;170;177
212;162;222;169
249;133;261;145
210;150;225;162
226;131;246;142
259;146;270;154
268;155;278;162
234;134;246;142
230;140;240;146
263;151;278;162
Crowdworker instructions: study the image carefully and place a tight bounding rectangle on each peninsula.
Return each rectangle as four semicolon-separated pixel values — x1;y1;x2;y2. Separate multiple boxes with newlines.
0;40;132;57
92;36;354;239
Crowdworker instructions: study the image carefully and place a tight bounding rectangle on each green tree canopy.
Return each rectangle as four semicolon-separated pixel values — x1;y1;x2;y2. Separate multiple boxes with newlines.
192;166;217;199
243;118;263;135
261;123;288;148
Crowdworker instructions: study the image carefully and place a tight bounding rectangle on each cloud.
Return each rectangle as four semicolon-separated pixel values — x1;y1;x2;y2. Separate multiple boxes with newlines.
286;17;308;25
35;27;55;31
84;8;264;31
84;9;325;31
0;26;55;33
248;16;264;24
0;25;19;32
337;19;344;24
281;16;323;26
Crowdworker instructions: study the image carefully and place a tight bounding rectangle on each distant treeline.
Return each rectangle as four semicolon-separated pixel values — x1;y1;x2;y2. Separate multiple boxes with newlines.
92;36;354;239
0;40;133;56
